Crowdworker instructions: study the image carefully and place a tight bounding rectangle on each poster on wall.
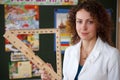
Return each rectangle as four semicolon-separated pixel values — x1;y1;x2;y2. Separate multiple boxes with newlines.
5;5;39;52
0;0;78;5
9;52;41;79
9;61;32;79
54;9;71;54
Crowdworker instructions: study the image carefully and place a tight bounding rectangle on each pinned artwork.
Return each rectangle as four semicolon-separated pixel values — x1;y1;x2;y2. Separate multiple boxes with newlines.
5;5;39;52
9;61;32;79
54;9;71;54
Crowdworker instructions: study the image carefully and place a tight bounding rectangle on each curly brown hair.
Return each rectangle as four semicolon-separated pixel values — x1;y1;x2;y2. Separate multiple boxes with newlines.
67;0;114;46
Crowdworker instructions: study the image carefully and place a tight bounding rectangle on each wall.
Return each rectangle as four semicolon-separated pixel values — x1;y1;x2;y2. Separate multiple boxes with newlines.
0;0;117;79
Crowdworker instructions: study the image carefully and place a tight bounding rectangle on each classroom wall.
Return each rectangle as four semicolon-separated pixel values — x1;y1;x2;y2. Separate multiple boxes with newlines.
0;0;117;80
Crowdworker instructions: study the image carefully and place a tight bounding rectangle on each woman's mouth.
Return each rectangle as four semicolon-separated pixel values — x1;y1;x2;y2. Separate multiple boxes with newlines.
81;32;88;36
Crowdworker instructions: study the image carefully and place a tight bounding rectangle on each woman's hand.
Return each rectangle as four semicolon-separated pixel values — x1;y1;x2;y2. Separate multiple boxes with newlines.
40;63;53;80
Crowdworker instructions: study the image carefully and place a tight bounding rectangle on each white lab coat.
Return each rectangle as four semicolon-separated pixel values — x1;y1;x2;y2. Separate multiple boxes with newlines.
63;37;120;80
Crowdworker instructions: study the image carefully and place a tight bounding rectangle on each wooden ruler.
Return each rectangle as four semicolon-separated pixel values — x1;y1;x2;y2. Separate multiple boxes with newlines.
3;28;62;80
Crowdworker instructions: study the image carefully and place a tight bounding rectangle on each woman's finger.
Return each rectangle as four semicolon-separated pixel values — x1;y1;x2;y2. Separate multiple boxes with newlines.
46;63;53;70
40;63;53;80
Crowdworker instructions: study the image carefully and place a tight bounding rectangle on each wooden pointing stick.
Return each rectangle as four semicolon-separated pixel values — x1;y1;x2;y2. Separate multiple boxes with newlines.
3;28;62;80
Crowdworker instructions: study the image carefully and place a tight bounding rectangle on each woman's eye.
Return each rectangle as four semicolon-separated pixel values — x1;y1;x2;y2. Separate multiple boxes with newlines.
88;21;94;24
76;20;82;24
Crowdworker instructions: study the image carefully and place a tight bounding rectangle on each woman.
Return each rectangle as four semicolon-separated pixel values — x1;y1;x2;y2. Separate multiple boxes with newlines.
63;0;120;80
41;0;120;80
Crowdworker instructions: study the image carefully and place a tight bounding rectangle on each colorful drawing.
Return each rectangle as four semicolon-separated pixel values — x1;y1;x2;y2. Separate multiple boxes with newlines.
5;5;39;52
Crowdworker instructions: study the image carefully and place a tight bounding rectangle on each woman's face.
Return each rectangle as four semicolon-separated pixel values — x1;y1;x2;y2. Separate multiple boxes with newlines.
76;9;97;41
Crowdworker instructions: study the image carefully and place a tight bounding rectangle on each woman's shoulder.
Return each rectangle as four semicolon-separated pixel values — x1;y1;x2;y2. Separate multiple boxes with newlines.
64;45;75;56
103;43;120;71
65;42;80;52
103;42;120;60
97;37;119;56
104;43;120;54
64;42;80;55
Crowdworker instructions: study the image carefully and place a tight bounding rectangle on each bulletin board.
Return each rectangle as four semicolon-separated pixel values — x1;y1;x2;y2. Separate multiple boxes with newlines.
0;4;73;80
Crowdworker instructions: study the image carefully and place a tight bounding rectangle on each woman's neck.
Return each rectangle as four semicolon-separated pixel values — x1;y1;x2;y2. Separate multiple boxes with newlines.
80;37;97;65
81;37;97;54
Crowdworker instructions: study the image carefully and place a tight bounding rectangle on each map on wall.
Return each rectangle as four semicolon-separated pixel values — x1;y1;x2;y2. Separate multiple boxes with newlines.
5;5;39;52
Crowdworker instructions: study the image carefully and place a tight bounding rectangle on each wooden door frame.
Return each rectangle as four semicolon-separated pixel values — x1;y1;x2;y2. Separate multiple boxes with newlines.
116;0;120;51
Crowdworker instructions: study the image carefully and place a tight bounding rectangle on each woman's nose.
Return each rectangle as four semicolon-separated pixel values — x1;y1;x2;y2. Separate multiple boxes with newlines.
81;22;87;30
